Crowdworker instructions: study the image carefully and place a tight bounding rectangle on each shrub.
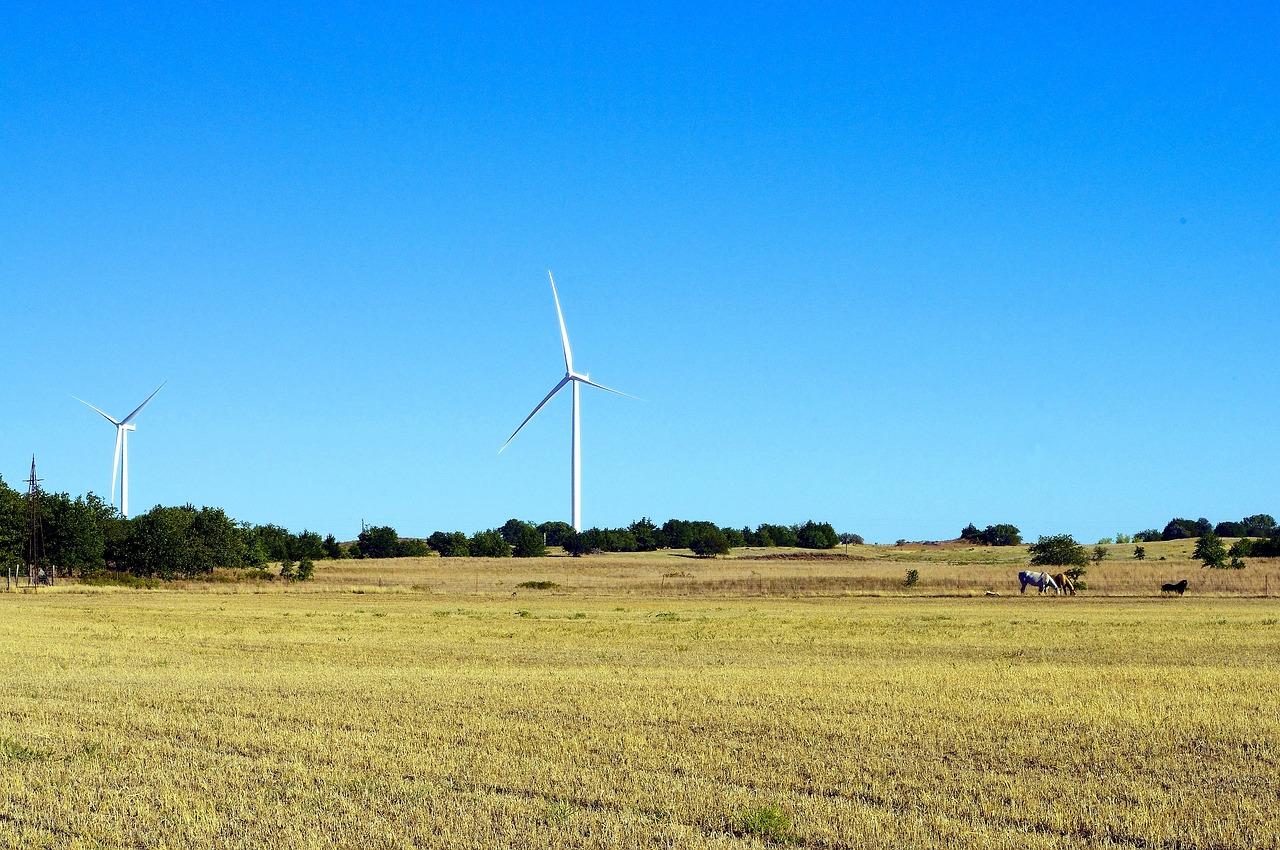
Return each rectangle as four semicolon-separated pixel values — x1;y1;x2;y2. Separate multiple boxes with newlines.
1133;545;1146;560
904;569;919;588
79;569;160;589
296;556;314;581
517;580;559;590
736;805;795;845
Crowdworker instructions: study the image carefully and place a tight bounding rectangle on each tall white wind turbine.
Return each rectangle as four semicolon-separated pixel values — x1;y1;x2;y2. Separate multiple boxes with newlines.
501;272;637;532
73;382;166;518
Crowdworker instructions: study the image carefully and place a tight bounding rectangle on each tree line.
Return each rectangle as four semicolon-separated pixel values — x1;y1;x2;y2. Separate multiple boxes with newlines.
0;477;331;580
370;518;854;560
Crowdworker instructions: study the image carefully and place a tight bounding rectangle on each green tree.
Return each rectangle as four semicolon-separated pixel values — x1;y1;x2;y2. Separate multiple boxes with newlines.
1091;544;1108;564
279;554;296;580
428;531;469;557
562;530;588;556
537;521;575;547
1133;545;1146;560
1163;518;1212;541
290;530;325;561
661;519;694;549
981;524;1022;546
1194;532;1228;569
357;525;399;559
322;534;343;559
468;529;511;558
296;556;315;581
511;523;546;558
1028;534;1088;568
1242;514;1277;537
398;538;432;557
628;517;661;551
795;520;839;550
689;527;730;558
43;493;107;575
758;524;799;547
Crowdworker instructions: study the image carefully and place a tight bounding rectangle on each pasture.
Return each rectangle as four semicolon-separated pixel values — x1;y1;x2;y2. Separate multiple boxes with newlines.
1;548;1277;848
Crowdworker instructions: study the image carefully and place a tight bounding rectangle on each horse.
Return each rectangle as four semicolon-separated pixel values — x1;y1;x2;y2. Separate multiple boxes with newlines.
1018;570;1060;595
1051;573;1077;596
1161;579;1188;596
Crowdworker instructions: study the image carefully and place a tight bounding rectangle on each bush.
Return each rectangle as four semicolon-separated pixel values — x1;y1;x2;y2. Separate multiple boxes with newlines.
79;569;160;589
736;805;794;845
904;569;919;588
1133;545;1146;560
296;556;314;581
516;580;559;590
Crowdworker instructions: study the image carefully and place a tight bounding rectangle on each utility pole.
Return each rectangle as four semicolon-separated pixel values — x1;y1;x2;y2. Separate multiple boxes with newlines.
25;457;47;587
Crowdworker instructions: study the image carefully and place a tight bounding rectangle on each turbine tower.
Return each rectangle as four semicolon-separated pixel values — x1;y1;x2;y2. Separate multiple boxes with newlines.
501;272;636;532
73;382;166;518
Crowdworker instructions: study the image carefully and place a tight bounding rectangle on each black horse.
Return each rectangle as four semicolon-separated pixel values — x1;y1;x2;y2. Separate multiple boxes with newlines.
1161;579;1188;596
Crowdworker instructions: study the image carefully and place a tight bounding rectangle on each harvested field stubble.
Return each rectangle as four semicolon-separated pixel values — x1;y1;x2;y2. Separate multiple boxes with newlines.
0;590;1276;849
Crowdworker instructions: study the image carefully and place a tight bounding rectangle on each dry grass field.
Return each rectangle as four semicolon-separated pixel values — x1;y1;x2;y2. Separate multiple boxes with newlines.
1;545;1277;848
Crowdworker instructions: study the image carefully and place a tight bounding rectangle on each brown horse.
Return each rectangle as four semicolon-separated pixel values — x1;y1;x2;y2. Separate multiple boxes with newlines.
1051;573;1076;596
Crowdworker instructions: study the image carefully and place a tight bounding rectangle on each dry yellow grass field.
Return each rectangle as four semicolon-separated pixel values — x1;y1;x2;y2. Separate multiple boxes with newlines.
1;547;1277;848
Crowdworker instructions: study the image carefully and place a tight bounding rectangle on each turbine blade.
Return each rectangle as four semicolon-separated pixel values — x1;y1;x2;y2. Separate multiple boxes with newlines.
500;376;571;453
111;427;123;506
575;376;644;401
548;270;573;374
72;396;122;426
121;381;167;425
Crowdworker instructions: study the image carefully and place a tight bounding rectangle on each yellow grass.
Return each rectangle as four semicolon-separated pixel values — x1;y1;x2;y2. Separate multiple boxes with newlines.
2;560;1278;848
303;540;1280;597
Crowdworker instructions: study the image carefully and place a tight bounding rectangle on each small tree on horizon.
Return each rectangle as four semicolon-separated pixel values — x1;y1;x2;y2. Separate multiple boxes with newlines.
1028;534;1088;568
1194;532;1228;569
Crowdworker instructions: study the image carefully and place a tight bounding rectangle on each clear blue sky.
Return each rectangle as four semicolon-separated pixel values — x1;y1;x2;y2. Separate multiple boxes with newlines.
3;3;1276;543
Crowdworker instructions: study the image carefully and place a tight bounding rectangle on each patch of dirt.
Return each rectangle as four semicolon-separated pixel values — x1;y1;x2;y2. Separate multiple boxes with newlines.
736;552;863;562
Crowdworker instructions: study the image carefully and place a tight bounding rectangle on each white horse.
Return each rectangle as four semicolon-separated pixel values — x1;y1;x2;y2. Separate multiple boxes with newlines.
1018;570;1060;595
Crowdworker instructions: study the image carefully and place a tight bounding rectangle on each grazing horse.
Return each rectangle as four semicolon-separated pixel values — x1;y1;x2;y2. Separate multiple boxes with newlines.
1161;579;1189;596
1018;570;1060;595
1051;573;1077;596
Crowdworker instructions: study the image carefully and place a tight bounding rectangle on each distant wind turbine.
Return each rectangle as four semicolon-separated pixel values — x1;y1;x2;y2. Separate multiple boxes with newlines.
500;272;638;532
72;382;166;518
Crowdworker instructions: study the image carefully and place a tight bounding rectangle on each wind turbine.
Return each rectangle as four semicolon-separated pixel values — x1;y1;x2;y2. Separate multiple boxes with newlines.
72;382;166;518
501;272;637;532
